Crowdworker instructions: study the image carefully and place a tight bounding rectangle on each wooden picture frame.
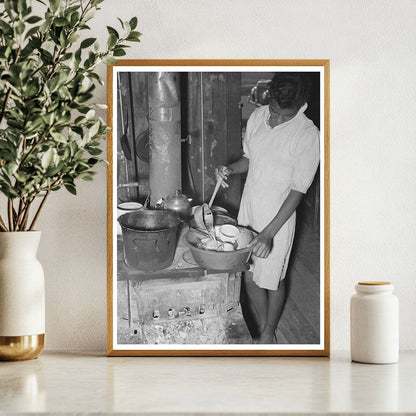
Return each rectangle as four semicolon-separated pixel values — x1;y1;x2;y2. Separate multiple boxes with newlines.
107;60;330;356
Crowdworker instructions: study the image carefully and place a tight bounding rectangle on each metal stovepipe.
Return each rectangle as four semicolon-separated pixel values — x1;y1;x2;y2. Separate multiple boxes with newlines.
148;72;181;206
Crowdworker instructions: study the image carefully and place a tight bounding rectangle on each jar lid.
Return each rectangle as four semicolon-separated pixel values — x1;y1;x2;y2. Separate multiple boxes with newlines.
355;281;394;293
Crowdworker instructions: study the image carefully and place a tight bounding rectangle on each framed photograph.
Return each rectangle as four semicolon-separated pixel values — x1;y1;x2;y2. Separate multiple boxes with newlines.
107;60;330;356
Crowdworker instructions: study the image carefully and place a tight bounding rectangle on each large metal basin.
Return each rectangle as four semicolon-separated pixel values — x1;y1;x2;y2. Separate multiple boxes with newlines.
185;227;255;271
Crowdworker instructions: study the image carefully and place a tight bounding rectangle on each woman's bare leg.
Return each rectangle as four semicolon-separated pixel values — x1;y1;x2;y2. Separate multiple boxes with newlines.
259;279;287;344
242;272;268;338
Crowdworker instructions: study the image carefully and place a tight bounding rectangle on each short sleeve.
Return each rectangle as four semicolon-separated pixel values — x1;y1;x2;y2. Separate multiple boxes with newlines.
291;127;320;194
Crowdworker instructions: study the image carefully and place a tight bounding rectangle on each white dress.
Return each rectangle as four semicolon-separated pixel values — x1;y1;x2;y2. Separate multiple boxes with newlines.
237;103;320;290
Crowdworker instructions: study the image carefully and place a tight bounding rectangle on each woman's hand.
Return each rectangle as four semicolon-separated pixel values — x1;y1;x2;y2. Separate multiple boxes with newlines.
250;230;274;258
215;165;233;188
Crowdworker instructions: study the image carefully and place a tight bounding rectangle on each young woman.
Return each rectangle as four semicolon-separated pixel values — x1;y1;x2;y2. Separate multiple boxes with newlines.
216;72;320;343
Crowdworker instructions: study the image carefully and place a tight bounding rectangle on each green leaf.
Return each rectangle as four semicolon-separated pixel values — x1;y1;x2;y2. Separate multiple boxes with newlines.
41;148;54;169
23;83;39;98
88;120;100;138
85;109;95;120
77;171;95;181
70;11;80;26
45;165;62;177
74;148;84;159
63;147;70;160
0;20;13;35
129;17;138;30
75;93;93;104
26;16;42;24
61;52;73;61
76;160;90;169
25;117;44;134
5;162;18;176
87;158;100;166
106;26;119;39
64;183;77;195
4;1;16;19
59;29;67;47
49;0;60;13
14;171;29;183
7;119;24;129
48;76;60;92
68;33;80;44
87;147;102;156
22;5;32;17
42;113;55;125
50;131;67;143
103;56;117;65
54;17;69;27
107;33;117;49
116;17;125;29
17;0;26;14
16;21;25;35
0;183;18;198
83;9;95;23
40;49;54;63
113;47;126;57
80;37;96;49
126;32;141;42
25;25;40;39
0;141;14;152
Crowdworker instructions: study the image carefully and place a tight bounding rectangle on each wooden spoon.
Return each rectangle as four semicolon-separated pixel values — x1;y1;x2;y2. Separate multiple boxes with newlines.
208;176;223;208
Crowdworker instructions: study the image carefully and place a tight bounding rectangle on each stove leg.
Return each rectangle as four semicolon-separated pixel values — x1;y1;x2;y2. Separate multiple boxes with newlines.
127;280;131;328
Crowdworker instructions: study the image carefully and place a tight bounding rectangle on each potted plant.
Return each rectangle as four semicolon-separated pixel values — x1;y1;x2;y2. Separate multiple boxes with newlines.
0;0;140;360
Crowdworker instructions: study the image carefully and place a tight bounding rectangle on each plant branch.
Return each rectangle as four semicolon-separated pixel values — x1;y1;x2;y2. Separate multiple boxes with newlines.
14;199;27;231
0;213;8;232
13;198;23;230
18;120;58;169
20;199;33;231
7;199;14;231
0;3;141;230
45;1;93;83
29;189;50;231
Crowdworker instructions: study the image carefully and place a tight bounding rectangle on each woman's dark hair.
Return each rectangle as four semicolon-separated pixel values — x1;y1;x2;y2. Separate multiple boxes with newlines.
269;72;311;109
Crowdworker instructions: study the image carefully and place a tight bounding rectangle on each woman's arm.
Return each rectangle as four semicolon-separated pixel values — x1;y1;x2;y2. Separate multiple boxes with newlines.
227;156;249;175
216;156;249;187
250;189;304;258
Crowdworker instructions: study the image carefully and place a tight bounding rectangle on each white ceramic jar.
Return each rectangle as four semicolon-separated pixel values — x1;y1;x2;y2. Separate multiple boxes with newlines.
350;281;399;364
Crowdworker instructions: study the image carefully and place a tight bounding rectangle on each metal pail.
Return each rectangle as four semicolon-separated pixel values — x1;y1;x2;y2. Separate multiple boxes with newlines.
118;209;180;271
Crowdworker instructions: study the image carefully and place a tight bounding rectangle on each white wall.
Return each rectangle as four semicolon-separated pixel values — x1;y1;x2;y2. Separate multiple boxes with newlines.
36;0;416;351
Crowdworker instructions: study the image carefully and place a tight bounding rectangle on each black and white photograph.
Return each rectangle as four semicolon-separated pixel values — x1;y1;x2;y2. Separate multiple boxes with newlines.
107;61;329;356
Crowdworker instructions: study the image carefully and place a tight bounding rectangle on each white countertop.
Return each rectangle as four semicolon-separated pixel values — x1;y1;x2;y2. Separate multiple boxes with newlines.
1;351;415;415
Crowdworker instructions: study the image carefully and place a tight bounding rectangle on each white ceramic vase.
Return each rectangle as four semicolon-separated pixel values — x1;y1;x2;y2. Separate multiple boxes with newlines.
0;231;45;361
